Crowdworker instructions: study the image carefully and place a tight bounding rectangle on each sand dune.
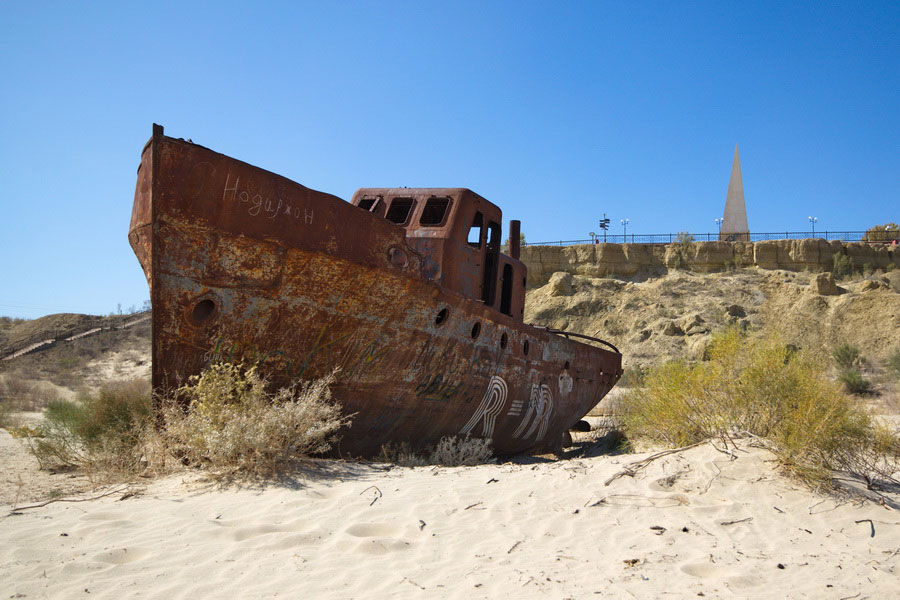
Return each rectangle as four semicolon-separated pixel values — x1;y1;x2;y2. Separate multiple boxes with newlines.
3;437;898;599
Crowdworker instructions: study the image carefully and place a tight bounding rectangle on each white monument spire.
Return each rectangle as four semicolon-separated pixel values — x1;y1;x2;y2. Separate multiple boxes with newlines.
719;144;749;241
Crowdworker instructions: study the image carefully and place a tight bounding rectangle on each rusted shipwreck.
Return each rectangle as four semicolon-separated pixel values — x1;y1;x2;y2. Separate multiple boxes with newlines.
129;125;622;456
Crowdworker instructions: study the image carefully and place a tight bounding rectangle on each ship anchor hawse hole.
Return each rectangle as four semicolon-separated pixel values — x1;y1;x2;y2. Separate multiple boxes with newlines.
191;299;217;325
388;246;408;267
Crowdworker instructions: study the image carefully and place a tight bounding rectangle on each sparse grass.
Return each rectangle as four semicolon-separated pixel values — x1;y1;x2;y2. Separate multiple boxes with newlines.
161;363;350;479
379;435;494;467
621;327;900;488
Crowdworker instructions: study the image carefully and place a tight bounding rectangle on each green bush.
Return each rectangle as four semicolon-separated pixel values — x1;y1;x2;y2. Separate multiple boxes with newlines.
888;350;900;378
832;343;861;369
162;363;349;479
670;232;695;270
27;380;152;477
621;327;898;487
839;369;872;395
832;253;853;277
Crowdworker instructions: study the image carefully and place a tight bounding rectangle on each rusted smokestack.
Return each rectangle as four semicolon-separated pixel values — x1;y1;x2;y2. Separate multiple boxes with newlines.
509;220;521;260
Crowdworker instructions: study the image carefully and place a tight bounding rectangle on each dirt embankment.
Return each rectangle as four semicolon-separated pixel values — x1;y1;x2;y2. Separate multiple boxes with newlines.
524;265;900;373
522;239;900;287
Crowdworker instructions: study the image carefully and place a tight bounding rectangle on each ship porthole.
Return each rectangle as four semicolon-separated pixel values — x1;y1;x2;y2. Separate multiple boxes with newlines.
435;308;449;326
471;322;481;339
523;340;530;356
191;299;216;325
500;333;508;349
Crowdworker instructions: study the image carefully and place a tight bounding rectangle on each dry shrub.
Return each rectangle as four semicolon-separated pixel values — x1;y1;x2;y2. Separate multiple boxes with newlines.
430;435;494;466
379;435;494;467
161;363;349;479
377;442;431;467
622;326;900;488
0;374;61;412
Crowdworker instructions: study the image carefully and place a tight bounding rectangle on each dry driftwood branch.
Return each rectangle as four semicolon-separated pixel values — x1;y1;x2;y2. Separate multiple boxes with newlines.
9;486;130;515
359;485;382;506
855;519;875;537
721;517;753;526
604;441;707;486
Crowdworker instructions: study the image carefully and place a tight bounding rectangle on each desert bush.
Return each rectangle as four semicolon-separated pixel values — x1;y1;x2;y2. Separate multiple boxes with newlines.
864;222;900;242
0;375;62;412
839;369;872;395
429;435;494;466
888;350;900;378
377;441;431;467
26;380;153;478
832;253;853;278
621;327;898;487
379;435;494;467
832;343;861;369
161;363;349;478
670;232;695;270
620;364;647;387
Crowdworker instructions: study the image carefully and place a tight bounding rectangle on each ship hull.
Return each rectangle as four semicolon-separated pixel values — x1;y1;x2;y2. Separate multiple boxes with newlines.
130;127;622;456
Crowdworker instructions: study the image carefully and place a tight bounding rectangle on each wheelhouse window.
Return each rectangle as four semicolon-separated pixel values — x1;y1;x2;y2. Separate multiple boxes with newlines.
357;196;381;212
499;263;513;316
419;196;452;226
386;197;415;225
467;212;483;247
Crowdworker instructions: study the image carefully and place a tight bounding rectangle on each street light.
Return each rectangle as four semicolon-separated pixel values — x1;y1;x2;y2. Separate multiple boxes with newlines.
715;217;724;234
809;216;818;236
620;218;629;243
589;231;596;244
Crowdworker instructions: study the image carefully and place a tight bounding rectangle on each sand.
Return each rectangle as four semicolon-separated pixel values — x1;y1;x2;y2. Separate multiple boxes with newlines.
2;430;899;600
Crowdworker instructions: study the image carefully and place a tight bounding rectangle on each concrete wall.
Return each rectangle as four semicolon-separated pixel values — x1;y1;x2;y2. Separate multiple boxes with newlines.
521;239;900;287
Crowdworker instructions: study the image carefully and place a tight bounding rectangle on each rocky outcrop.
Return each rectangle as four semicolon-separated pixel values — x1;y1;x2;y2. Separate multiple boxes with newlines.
811;272;843;296
521;240;900;287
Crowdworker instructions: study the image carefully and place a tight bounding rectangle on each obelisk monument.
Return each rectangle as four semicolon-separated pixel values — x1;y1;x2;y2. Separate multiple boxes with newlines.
719;145;750;241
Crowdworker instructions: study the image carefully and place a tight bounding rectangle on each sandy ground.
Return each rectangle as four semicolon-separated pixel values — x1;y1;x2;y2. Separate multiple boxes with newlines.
2;429;899;599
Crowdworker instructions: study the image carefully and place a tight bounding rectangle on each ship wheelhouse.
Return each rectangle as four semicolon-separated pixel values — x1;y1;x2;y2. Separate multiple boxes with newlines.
351;188;526;322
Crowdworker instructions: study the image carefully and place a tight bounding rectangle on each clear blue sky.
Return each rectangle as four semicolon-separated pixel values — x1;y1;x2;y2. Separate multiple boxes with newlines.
1;1;897;319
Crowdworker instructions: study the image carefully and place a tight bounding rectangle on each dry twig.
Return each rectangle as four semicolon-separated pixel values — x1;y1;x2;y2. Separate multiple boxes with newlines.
604;442;706;486
9;486;129;515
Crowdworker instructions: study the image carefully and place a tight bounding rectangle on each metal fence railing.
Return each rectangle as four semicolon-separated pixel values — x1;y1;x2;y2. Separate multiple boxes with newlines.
526;230;900;247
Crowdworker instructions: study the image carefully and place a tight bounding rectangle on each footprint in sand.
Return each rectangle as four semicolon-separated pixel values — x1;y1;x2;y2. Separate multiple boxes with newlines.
93;547;150;565
230;524;286;541
266;531;329;549
344;523;400;538
342;523;412;555
680;562;735;579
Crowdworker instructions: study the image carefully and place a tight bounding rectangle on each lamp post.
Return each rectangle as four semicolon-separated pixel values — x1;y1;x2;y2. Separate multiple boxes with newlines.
715;217;724;234
589;231;596;245
620;218;629;243
808;216;818;236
